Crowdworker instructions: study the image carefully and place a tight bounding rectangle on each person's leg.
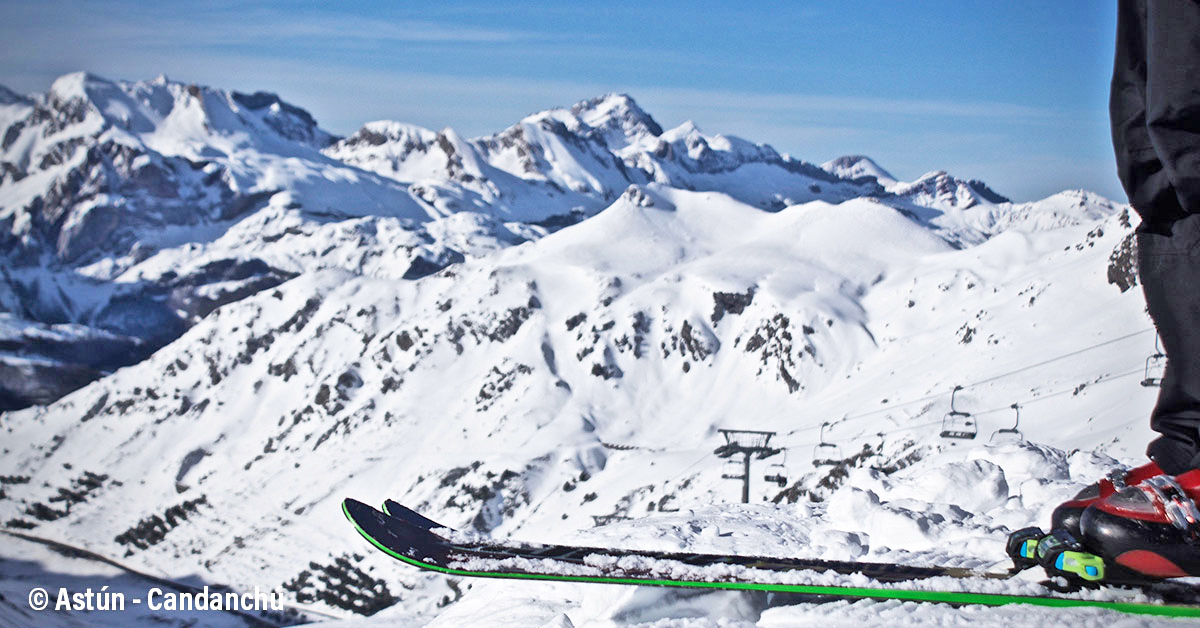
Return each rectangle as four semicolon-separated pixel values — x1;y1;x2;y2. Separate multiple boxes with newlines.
1144;0;1200;215
1140;215;1200;474
1136;0;1200;474
1034;2;1200;575
1111;0;1183;226
1041;2;1170;540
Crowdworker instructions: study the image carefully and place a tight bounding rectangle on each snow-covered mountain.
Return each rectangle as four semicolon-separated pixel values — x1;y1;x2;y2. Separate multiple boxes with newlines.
323;93;879;225
0;73;1163;627
0;77;891;410
821;154;899;187
0;72;442;408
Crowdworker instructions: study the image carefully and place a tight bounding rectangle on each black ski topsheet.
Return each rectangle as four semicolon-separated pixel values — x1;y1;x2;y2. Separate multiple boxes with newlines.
378;499;1001;583
344;498;1200;618
382;499;443;531
381;499;1175;588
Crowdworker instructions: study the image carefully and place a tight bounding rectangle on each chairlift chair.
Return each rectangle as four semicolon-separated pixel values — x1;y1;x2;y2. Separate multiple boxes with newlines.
812;422;842;466
763;464;788;487
939;385;977;440
764;451;789;487
989;403;1023;443
1142;335;1166;387
721;459;745;480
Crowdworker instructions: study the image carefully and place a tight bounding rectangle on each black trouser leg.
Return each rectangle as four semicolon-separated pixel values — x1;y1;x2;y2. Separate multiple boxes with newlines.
1143;0;1200;214
1140;214;1200;474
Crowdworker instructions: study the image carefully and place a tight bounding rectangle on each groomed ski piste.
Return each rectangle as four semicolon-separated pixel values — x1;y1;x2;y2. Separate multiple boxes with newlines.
1;74;1195;626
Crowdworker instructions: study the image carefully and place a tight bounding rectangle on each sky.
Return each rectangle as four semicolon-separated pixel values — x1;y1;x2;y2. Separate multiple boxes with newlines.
0;1;1123;202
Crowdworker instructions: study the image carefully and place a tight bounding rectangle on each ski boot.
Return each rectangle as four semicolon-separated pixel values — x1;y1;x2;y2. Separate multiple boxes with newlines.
1080;469;1200;579
1051;461;1163;537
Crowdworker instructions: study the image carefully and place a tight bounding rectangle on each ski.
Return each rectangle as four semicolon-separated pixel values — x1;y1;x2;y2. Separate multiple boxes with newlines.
379;499;1177;588
379;499;1014;582
344;498;1200;618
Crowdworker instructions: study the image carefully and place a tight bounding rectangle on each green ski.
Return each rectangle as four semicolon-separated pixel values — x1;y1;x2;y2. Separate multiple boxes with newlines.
344;498;1200;618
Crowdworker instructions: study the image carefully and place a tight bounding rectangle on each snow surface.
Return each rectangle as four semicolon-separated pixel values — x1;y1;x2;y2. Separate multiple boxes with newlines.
0;73;1189;627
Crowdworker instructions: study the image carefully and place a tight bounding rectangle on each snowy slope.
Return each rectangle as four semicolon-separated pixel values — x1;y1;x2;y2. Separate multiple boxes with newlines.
0;73;1173;627
0;183;1164;626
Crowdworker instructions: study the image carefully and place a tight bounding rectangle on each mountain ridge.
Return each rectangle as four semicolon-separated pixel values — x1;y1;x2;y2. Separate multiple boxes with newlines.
0;71;1126;411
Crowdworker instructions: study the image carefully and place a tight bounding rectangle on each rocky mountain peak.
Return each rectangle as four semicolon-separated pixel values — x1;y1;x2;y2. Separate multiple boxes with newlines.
822;155;897;185
231;90;321;135
569;92;664;140
47;71;107;103
965;179;1009;204
890;169;1010;209
341;120;437;148
661;120;702;142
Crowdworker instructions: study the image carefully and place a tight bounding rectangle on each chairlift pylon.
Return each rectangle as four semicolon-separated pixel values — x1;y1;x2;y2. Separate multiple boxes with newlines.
939;385;976;440
812;421;842;466
1142;334;1166;388
990;403;1023;443
714;428;780;504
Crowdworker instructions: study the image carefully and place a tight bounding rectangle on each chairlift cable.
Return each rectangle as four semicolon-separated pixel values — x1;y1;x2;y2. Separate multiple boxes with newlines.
780;367;1145;450
784;328;1153;435
612;331;1153;453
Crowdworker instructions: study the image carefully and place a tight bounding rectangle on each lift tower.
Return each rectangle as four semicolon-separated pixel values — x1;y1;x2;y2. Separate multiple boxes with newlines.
714;429;782;504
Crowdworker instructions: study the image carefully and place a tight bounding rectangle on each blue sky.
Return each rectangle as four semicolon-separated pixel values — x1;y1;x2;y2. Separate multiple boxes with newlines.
1;1;1121;201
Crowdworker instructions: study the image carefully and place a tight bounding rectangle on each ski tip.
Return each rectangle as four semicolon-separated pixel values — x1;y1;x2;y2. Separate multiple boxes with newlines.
381;499;445;532
342;497;374;521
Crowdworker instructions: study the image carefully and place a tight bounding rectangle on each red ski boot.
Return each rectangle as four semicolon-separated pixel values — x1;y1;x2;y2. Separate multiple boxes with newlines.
1080;469;1200;579
1051;461;1163;537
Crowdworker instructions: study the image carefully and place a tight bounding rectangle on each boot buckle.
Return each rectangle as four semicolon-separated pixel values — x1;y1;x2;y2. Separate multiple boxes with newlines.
1140;475;1200;532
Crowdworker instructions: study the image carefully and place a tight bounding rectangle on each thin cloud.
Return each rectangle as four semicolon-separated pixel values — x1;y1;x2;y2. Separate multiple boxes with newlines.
636;86;1057;121
137;14;540;46
1;3;541;58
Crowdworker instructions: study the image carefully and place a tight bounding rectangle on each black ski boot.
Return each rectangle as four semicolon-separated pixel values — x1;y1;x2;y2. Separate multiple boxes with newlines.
1051;461;1163;537
1080;469;1200;579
